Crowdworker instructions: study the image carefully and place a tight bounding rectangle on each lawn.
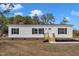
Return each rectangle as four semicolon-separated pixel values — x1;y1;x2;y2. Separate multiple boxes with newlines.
0;39;79;56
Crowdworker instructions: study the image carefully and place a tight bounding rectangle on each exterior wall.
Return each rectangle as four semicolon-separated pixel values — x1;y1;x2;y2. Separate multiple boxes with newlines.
53;27;73;38
8;25;73;38
8;26;44;38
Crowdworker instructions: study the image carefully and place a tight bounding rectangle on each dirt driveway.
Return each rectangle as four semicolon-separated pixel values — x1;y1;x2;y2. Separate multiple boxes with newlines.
0;40;79;56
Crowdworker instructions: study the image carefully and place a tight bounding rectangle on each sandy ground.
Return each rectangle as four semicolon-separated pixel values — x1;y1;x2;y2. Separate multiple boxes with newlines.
0;39;79;56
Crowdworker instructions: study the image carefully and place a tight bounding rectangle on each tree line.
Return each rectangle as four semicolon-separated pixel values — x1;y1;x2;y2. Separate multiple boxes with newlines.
0;13;69;25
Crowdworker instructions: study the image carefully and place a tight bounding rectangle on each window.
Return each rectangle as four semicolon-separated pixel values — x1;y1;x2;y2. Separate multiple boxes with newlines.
32;28;38;34
58;28;67;34
48;28;51;30
32;28;44;34
11;28;19;34
39;28;44;34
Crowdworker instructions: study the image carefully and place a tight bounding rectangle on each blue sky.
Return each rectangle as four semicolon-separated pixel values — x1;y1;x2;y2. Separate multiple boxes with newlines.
0;3;79;29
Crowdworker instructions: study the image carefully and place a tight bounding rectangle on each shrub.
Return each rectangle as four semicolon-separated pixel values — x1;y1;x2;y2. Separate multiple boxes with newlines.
0;25;8;34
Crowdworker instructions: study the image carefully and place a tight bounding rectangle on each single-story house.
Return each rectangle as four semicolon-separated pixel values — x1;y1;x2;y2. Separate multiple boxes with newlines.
7;24;73;39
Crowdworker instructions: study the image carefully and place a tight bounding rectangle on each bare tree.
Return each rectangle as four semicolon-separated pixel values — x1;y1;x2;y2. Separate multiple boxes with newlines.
41;13;55;24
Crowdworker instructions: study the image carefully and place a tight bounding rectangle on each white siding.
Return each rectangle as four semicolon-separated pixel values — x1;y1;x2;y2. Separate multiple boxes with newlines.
53;27;73;38
8;25;73;38
8;27;44;38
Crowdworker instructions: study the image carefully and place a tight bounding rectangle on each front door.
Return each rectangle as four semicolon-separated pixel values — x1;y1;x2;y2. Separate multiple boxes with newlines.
44;28;55;43
48;28;52;34
44;28;52;34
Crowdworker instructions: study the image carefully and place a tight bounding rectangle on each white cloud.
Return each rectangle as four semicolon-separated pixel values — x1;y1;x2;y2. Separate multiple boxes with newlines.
14;12;23;16
64;17;70;21
71;10;79;16
29;9;43;16
13;4;23;10
0;4;23;11
0;4;7;10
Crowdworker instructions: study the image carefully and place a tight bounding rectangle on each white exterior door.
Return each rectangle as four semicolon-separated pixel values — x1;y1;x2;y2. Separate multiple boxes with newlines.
44;28;52;34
